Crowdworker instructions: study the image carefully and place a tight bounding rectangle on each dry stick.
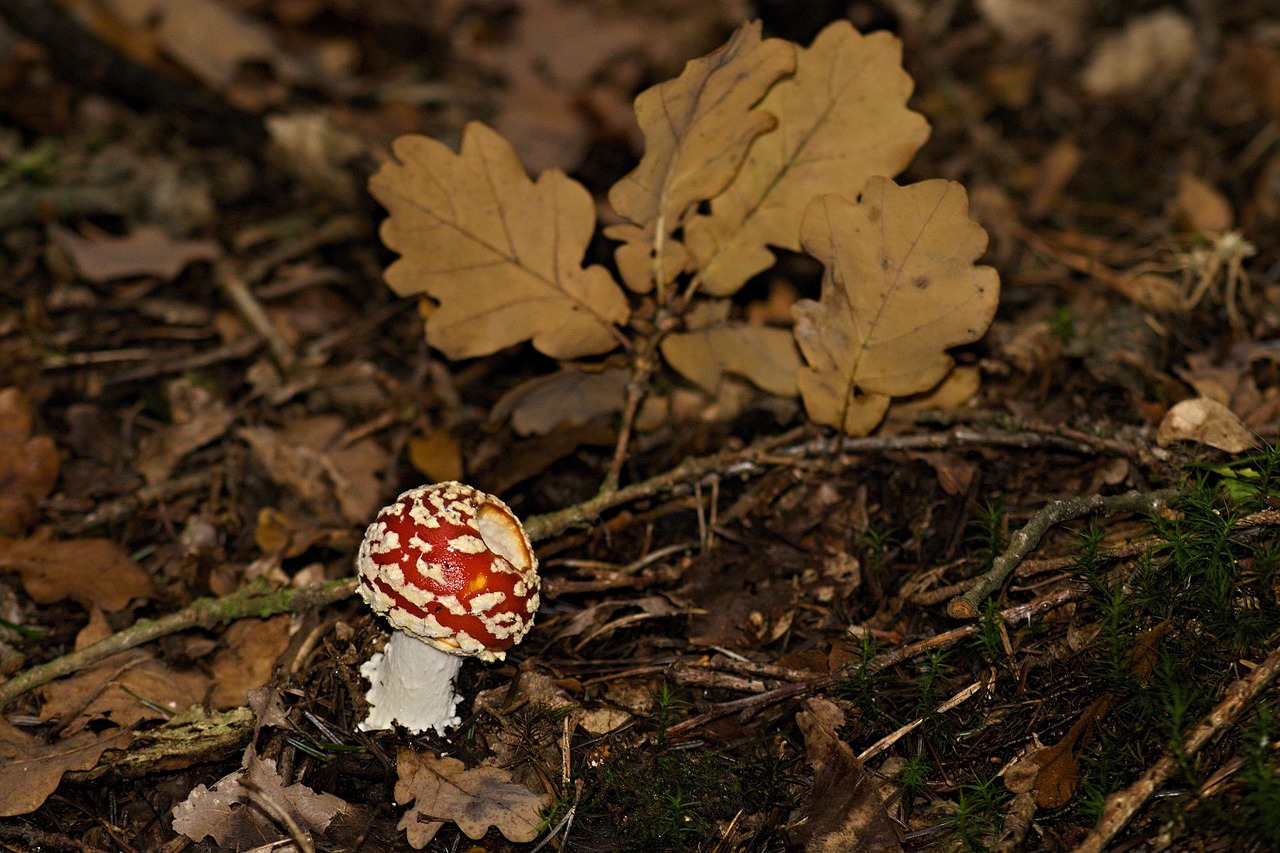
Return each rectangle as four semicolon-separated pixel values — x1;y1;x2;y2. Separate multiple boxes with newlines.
667;583;1084;738
214;259;295;370
1071;641;1280;853
947;488;1179;619
0;578;356;710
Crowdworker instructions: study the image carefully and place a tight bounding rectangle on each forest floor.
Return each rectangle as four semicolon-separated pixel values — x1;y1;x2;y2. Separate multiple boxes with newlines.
2;1;1280;851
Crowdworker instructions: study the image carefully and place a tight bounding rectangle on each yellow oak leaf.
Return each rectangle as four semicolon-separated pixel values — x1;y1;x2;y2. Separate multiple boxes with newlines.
685;21;930;296
370;121;629;360
605;21;795;294
661;324;801;397
793;177;998;435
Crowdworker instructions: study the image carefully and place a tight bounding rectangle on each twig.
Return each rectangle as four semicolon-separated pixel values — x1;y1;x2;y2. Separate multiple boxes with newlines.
0;578;356;709
214;260;296;370
524;426;808;541
54;469;221;535
947;488;1179;619
667;583;1087;738
1071;641;1280;853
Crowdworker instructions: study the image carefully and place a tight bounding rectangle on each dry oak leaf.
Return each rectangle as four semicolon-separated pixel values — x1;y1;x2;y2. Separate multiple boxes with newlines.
135;377;236;485
490;365;630;436
661;324;801;397
685;21;930;296
606;21;796;293
793;178;998;435
395;748;552;849
370;122;629;360
0;717;131;817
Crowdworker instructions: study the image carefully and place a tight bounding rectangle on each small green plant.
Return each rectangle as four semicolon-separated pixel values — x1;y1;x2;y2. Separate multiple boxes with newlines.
912;648;952;717
971;598;1008;669
899;751;931;791
1236;703;1280;846
948;774;1007;851
574;684;755;852
969;502;1007;571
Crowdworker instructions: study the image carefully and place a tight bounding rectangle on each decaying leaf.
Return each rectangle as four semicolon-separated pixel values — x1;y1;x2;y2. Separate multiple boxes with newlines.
135;377;237;484
370;122;630;360
50;223;221;283
39;642;210;734
208;616;292;708
490;366;630;436
793;178;999;435
661;324;801;397
0;532;155;611
794;698;902;853
606;21;795;293
239;415;387;524
172;747;350;848
395;748;552;848
685;21;930;296
0;718;131;817
1156;397;1258;453
0;387;59;537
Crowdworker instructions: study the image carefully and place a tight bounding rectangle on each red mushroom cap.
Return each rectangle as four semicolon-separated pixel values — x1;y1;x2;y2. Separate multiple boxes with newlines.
357;482;539;661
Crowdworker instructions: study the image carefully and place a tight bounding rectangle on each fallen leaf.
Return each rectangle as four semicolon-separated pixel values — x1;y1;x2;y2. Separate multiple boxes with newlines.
50;223;221;283
208;616;292;708
606;21;796;293
39;646;210;733
135;378;237;484
794;698;902;853
793;179;999;435
395;748;552;848
0;532;155;610
1171;172;1234;233
0;387;59;537
0;718;131;817
101;0;309;92
490;366;630;436
685;21;930;296
408;429;464;482
1156;397;1258;453
369;122;630;360
1080;9;1196;99
172;747;349;847
239;415;387;524
1031;695;1112;808
661;324;801;397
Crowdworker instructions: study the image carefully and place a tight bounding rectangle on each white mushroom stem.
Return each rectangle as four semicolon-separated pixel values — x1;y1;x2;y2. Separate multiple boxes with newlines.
359;631;464;735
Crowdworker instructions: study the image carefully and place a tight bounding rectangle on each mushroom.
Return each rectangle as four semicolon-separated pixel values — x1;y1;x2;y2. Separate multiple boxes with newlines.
355;481;539;734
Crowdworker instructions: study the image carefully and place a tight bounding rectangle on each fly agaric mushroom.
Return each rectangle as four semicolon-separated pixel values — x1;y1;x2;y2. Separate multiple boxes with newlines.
356;481;539;734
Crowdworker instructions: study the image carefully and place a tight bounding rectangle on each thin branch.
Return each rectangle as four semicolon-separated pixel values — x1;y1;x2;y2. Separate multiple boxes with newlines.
1071;641;1280;853
947;488;1179;619
0;578;357;709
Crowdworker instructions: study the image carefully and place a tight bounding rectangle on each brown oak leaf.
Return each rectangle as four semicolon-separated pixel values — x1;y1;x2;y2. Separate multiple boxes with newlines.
370;121;629;360
793;178;998;435
685;21;930;296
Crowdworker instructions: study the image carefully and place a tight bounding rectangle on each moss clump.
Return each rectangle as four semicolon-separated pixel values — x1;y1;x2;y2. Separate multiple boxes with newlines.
585;744;744;852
